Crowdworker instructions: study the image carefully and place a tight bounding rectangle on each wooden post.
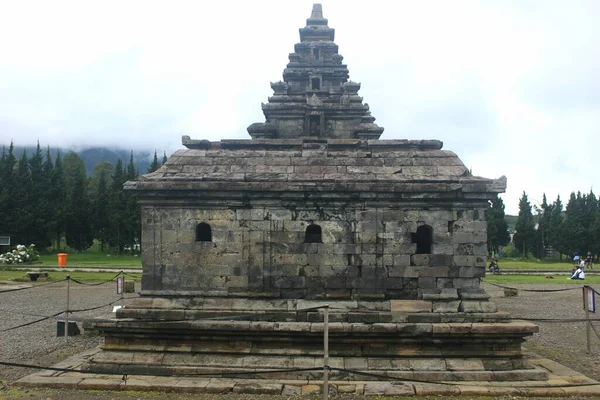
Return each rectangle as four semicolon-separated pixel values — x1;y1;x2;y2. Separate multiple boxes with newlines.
323;305;329;400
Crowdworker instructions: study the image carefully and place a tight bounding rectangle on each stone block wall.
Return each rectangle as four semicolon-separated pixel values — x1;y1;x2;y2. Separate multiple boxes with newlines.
140;204;487;300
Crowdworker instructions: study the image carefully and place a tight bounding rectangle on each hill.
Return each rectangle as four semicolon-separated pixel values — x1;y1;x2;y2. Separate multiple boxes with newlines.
8;145;164;176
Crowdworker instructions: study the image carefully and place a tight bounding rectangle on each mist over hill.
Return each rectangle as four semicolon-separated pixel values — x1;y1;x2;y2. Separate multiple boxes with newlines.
7;145;166;176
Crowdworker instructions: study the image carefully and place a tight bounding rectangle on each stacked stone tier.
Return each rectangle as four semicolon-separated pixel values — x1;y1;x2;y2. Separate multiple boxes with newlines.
84;298;541;381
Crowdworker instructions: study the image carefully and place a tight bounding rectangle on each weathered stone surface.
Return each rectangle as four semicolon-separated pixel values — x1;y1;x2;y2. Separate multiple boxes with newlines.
390;300;432;313
363;382;414;395
301;384;321;395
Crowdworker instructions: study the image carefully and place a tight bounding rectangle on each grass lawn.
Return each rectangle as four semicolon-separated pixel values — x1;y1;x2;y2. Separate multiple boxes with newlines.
484;274;600;285
498;259;585;270
0;270;142;283
37;252;142;268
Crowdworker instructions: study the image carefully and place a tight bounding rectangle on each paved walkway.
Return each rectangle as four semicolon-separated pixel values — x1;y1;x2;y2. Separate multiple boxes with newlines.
15;348;600;397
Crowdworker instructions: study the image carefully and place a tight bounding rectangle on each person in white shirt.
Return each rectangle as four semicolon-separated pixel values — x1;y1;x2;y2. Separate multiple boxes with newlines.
569;266;585;280
580;259;586;270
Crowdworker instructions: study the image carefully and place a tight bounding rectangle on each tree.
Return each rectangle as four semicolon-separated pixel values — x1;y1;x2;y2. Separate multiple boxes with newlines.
0;143;18;238
562;192;586;258
49;152;67;250
547;195;565;256
513;191;536;258
27;142;52;249
13;150;32;245
486;195;510;255
590;204;600;260
107;158;126;252
63;152;93;251
584;190;598;253
148;150;160;173
533;194;553;258
124;153;140;254
90;162;111;251
162;151;168;165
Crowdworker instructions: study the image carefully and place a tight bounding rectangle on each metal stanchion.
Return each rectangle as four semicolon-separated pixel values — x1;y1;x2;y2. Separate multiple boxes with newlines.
323;305;329;400
584;285;591;353
65;274;70;341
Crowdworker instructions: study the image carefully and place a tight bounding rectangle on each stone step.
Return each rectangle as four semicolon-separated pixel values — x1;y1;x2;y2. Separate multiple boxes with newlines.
83;360;548;382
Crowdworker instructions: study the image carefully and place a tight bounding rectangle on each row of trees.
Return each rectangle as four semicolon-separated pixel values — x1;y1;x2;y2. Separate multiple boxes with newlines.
512;190;600;259
0;142;166;253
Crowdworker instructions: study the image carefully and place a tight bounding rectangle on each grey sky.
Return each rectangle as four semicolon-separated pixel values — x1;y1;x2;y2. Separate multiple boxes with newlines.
1;0;598;214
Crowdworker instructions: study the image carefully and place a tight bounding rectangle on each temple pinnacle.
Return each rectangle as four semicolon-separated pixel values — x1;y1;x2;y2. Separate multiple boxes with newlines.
311;3;323;19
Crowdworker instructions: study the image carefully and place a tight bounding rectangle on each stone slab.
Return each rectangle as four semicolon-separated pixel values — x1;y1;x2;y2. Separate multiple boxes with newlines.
390;300;431;312
14;349;600;397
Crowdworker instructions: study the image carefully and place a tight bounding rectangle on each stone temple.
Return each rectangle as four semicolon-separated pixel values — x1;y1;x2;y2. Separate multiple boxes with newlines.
86;4;544;386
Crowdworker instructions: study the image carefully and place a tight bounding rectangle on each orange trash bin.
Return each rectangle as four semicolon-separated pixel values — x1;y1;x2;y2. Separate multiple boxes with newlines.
57;253;68;266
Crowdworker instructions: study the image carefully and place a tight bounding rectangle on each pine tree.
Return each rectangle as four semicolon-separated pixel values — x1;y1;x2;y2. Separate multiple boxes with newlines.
49;152;67;250
14;150;32;245
534;194;553;258
90;162;111;252
148;150;160;173
27;142;51;249
162;151;168;165
590;203;600;261
0;143;17;236
486;195;510;256
125;153;140;254
584;190;598;253
107;159;126;252
63;152;93;251
547;195;565;256
513;191;536;258
41;146;55;249
562;192;586;258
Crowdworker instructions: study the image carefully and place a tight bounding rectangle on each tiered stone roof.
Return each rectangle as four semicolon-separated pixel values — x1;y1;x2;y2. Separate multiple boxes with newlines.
129;138;506;200
247;4;384;139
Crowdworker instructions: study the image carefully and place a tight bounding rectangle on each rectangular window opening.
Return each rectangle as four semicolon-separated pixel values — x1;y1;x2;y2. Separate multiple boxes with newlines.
313;48;319;60
309;115;321;136
311;77;321;90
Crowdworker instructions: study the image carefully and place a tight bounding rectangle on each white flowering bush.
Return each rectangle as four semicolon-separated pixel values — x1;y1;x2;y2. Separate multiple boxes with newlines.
0;244;40;265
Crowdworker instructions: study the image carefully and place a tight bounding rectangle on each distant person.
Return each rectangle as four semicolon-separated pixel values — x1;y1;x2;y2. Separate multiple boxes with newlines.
573;251;580;264
489;259;500;275
585;252;593;269
569;265;585;280
580;258;586;270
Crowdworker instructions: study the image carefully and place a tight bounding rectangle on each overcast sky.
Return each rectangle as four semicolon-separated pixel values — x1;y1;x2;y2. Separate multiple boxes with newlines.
1;0;598;214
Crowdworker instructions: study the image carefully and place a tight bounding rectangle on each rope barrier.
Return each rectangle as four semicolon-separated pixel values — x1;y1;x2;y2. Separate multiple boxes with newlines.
0;360;322;377
0;278;67;294
122;271;142;279
486;282;580;292
69;272;123;286
0;296;139;332
69;296;137;313
0;311;64;333
329;367;457;386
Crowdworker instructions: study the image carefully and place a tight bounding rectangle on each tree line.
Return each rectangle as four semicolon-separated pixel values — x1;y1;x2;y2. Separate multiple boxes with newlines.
508;191;600;259
0;142;166;253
